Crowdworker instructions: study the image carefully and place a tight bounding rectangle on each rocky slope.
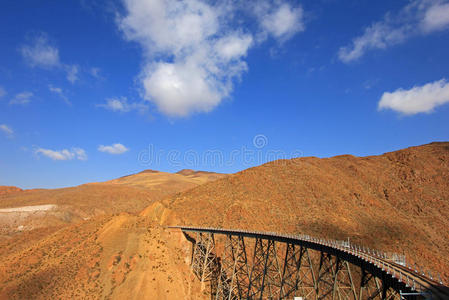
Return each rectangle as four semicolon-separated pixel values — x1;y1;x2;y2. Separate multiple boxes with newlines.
0;186;22;196
0;169;226;235
163;142;449;280
0;143;448;298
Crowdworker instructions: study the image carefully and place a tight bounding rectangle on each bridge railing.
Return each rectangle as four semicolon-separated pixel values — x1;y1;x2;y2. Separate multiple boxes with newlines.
315;235;445;290
171;225;447;295
234;228;445;289
271;230;444;293
318;237;426;293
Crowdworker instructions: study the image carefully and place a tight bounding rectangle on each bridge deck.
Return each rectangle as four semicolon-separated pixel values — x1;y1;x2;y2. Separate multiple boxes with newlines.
169;226;449;299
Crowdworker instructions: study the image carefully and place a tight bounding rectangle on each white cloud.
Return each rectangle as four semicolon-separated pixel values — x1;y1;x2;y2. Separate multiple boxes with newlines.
0;86;6;98
21;34;60;68
0;124;13;137
65;65;79;83
21;33;80;83
118;0;304;117
35;147;87;161
142;61;229;116
378;78;449;115
48;85;71;105
73;148;88;160
48;85;62;94
214;34;253;61
10;92;33;105
422;2;449;32
97;97;148;113
98;143;129;154
339;0;449;63
255;2;304;41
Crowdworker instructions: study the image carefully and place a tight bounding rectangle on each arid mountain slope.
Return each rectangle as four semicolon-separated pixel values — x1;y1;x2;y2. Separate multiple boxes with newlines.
0;143;448;299
101;169;225;190
0;169;226;235
162;142;449;279
0;186;22;196
0;213;207;300
0;169;225;298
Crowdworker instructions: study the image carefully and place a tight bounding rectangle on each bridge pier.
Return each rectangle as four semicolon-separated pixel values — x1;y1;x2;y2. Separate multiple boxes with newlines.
191;232;219;286
179;227;442;299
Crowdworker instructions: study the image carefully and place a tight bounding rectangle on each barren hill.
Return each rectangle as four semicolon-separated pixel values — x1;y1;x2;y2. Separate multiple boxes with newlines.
0;169;226;299
0;213;206;299
102;169;225;189
0;143;448;299
0;186;22;196
0;169;226;236
162;142;449;280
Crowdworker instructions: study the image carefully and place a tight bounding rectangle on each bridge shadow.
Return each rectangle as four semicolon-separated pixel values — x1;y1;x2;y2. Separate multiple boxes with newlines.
181;231;222;298
182;231;196;268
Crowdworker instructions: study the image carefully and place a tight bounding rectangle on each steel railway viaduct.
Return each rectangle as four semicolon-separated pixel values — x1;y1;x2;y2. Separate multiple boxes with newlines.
169;226;449;300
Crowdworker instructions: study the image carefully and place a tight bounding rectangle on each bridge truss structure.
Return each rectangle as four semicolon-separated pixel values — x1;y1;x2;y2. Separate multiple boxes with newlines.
169;226;449;300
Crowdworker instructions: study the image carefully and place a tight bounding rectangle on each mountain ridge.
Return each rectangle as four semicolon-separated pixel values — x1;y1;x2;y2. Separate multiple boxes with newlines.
0;142;448;298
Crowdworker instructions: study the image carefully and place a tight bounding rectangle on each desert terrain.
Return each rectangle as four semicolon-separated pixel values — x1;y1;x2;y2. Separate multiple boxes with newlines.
0;169;226;236
0;143;448;299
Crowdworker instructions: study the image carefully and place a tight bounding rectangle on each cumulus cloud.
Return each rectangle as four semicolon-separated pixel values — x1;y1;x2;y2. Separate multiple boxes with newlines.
98;143;129;154
21;33;80;83
214;34;253;62
118;0;304;117
255;1;304;41
97;97;148;113
421;2;449;32
0;124;13;137
35;147;88;161
48;85;71;105
10;92;33;105
378;78;449;115
339;0;449;63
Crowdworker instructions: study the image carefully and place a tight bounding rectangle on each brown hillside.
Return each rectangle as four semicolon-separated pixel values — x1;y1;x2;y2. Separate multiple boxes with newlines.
0;143;448;299
0;213;207;300
0;170;226;236
162;142;449;279
0;169;226;298
0;186;22;196
102;169;226;190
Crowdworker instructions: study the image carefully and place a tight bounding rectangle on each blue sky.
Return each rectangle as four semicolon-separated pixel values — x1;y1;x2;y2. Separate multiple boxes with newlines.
1;0;449;188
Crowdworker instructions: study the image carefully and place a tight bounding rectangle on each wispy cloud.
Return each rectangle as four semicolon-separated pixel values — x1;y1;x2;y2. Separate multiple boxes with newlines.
48;85;62;94
90;67;102;79
363;79;379;90
339;0;449;63
10;91;33;105
97;97;148;113
118;0;304;117
0;86;6;98
0;124;13;137
35;147;88;161
98;143;129;155
48;85;71;105
378;78;449;115
65;65;79;83
21;34;60;68
20;33;80;83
